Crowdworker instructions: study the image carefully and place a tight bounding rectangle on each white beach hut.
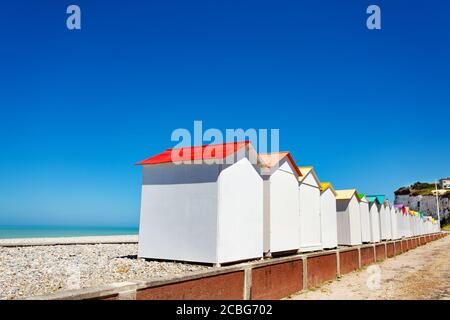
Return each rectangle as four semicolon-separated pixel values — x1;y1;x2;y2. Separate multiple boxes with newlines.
390;205;401;240
418;215;424;235
358;194;371;243
385;201;393;240
411;212;419;236
369;195;389;240
298;167;322;252
394;204;406;238
426;217;433;234
367;196;381;243
419;217;425;235
336;189;362;246
433;219;440;233
319;182;338;249
259;152;302;256
402;206;409;238
407;209;414;237
422;217;428;235
136;141;263;266
405;207;413;237
410;213;416;236
367;195;386;240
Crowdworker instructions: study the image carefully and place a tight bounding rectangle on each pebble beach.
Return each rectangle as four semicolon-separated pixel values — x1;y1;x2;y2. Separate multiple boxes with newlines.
0;236;210;300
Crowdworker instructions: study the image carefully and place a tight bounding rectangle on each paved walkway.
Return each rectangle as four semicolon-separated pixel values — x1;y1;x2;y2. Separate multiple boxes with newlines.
288;235;450;300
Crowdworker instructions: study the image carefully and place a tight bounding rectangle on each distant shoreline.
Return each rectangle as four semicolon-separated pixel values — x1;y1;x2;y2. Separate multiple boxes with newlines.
0;226;138;240
0;234;138;247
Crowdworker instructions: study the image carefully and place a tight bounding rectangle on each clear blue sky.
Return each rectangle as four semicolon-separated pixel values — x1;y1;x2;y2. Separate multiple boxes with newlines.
0;1;449;227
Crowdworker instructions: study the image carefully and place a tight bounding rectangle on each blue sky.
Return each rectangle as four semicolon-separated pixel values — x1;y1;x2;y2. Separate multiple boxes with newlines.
0;1;449;227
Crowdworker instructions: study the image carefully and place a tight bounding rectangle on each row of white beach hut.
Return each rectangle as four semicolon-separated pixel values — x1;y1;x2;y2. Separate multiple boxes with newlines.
136;141;441;265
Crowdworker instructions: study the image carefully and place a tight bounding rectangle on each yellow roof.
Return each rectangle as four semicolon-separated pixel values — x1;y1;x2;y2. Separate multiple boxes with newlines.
335;189;360;201
320;182;337;195
298;166;312;178
297;166;322;185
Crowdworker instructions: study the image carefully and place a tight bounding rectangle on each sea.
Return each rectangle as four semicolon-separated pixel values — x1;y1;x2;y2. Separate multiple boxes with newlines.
0;226;139;239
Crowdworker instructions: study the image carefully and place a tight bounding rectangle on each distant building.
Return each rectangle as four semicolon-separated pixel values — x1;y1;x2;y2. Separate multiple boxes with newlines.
439;178;450;189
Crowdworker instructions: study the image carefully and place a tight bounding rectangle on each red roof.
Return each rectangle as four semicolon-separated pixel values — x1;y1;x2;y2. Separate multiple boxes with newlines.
137;141;251;165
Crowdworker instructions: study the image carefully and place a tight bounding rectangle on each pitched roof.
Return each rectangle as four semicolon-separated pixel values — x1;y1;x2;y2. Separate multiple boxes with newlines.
335;189;360;201
358;194;368;202
298;166;321;185
366;195;386;205
366;196;379;204
136;141;251;165
259;152;302;176
320;182;337;195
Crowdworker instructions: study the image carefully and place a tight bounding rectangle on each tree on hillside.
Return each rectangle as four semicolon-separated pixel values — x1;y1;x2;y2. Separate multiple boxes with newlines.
411;182;435;190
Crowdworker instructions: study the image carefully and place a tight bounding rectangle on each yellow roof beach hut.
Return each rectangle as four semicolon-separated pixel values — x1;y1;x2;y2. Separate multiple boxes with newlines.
320;182;338;249
336;189;362;246
298;166;322;252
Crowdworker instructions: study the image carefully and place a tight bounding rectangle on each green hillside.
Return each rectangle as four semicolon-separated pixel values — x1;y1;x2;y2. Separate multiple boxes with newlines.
394;182;443;197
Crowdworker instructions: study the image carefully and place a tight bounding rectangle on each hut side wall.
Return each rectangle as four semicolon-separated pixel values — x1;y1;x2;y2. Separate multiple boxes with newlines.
299;173;322;251
138;163;220;263
218;157;263;263
360;200;371;243
348;196;362;245
265;160;300;253
336;199;351;245
369;203;381;243
320;188;338;249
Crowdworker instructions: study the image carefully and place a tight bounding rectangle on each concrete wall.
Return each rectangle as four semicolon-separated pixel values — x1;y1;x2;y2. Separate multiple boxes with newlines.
307;253;337;288
339;249;359;275
360;246;375;267
251;260;303;300
32;233;448;300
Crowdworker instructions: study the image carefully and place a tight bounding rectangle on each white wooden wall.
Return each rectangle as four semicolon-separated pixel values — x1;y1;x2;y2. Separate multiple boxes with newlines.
320;188;338;249
369;203;381;243
138;154;263;264
298;173;322;251
336;196;362;246
138;163;221;263
385;204;393;240
391;207;400;239
379;205;388;240
359;200;371;243
217;157;263;263
348;196;362;245
263;159;300;254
